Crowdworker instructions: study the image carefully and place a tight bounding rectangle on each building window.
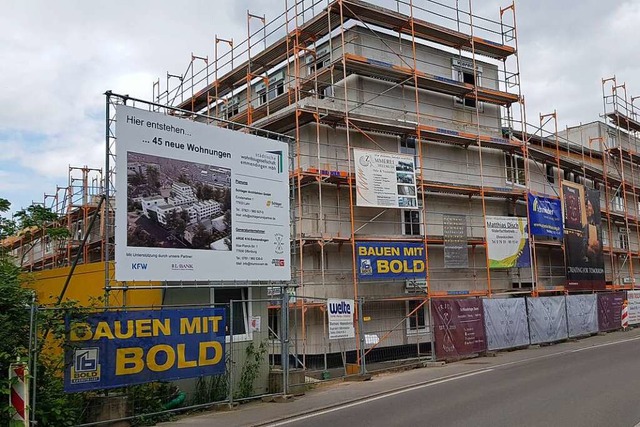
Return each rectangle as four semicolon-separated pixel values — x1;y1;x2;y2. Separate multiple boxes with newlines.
403;209;422;236
546;164;555;184
400;135;418;167
602;222;609;247
212;288;251;341
406;299;429;333
619;229;629;250
505;153;525;186
453;59;482;110
613;190;625;212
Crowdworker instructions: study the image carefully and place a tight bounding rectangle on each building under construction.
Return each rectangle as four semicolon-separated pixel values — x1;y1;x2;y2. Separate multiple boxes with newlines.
7;0;640;368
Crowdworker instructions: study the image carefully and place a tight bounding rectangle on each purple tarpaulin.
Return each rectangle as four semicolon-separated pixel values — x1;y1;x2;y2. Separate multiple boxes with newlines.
431;298;487;360
597;292;626;332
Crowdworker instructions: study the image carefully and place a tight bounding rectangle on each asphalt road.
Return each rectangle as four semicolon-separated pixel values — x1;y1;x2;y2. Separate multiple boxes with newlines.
269;336;640;427
161;331;640;427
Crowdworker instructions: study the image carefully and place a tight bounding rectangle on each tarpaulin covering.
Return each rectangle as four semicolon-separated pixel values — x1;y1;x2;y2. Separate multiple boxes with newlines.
597;292;625;332
566;294;598;337
527;296;568;344
431;298;486;360
483;298;530;350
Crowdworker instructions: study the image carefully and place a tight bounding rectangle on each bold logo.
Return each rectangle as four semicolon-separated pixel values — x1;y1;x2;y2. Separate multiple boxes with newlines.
266;150;284;173
274;233;285;255
360;259;372;275
171;263;194;271
272;258;285;267
131;263;147;270
70;348;101;384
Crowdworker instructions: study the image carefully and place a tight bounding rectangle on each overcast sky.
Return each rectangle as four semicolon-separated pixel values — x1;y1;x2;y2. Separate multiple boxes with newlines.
1;0;639;213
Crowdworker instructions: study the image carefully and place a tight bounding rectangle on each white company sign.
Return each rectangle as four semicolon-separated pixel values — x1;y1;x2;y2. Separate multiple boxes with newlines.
327;299;355;340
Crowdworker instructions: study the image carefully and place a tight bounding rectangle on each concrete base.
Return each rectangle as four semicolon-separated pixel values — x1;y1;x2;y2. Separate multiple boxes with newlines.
87;394;129;427
344;373;372;382
423;361;446;367
262;395;295;403
268;369;307;396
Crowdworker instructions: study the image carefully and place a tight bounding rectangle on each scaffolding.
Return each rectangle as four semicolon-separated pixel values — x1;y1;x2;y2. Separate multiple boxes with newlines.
151;0;526;365
6;166;103;271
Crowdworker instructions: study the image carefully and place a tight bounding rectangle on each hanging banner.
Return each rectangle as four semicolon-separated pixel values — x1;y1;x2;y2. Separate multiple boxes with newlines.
482;298;530;350
562;182;605;290
566;294;598;337
444;214;468;268
432;298;486;360
485;216;530;268
627;290;640;325
64;308;226;392
597;292;625;332
527;193;563;238
527;296;568;344
356;241;426;280
353;148;418;209
327;299;355;339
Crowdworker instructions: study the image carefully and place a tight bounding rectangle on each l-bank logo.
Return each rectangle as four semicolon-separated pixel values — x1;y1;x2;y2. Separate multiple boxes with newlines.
266;150;284;174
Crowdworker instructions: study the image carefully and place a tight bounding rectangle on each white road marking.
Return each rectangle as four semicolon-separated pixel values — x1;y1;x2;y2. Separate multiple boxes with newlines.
265;370;493;426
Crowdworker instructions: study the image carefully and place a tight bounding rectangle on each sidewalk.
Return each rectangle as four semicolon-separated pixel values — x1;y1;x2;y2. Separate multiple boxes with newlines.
159;328;640;427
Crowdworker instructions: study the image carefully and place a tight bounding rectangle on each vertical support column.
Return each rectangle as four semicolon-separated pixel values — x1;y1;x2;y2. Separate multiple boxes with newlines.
358;297;366;374
228;301;235;404
281;286;290;395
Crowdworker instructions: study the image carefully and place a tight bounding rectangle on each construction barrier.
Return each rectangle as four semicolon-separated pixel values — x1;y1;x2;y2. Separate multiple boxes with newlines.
483;298;530;351
527;296;568;345
566;294;598;338
9;361;29;427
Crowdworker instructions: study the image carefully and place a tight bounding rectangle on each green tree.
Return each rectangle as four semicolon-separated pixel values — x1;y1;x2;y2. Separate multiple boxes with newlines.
12;204;71;266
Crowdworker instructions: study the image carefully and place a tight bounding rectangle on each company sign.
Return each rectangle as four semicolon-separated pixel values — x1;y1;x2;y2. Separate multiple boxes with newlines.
64;308;226;392
485;216;530;268
527;193;563;238
327;299;355;339
627;291;640;325
356;241;426;280
115;105;290;282
353;148;418;209
431;298;486;360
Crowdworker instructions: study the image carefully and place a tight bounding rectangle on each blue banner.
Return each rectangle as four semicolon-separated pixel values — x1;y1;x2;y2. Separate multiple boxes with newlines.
64;308;226;392
528;193;563;238
356;241;426;280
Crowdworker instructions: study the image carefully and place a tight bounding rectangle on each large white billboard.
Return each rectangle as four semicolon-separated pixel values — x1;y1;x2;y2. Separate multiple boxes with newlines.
115;105;290;282
353;148;418;209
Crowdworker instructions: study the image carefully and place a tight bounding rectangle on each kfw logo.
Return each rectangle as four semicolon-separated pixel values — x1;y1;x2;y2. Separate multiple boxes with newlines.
131;263;147;270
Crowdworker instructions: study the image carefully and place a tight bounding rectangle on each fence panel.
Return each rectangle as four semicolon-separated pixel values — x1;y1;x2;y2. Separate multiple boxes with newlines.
527;296;568;344
566;294;598;337
361;295;433;371
597;292;626;332
432;298;486;360
483;297;530;350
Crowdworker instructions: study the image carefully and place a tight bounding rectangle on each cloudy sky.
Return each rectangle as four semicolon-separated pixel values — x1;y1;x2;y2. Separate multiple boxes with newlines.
1;0;639;213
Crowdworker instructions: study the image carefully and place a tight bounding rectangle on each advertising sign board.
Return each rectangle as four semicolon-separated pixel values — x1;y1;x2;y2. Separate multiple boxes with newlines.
64;308;226;392
355;241;426;280
527;193;563;238
353;148;418;209
562;182;605;290
115;105;290;282
443;214;468;268
485;216;530;268
627;290;640;325
431;298;486;360
327;299;355;339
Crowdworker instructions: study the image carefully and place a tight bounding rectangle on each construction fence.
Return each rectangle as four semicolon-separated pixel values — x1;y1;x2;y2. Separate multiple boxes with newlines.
21;290;639;425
